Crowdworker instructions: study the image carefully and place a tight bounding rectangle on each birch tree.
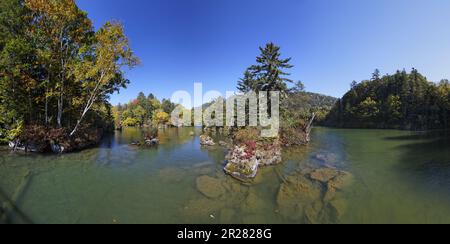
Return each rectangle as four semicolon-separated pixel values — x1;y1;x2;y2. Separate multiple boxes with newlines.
25;0;93;127
70;22;138;136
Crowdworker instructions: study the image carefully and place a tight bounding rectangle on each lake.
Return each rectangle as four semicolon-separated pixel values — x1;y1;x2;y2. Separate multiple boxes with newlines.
1;127;450;224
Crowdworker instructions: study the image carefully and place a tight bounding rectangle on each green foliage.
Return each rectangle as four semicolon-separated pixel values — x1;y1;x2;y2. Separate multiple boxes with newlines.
233;43;335;144
237;42;293;95
132;105;146;126
122;117;138;127
326;69;450;130
7;120;24;141
161;99;176;114
153;110;170;126
0;0;137;145
387;95;402;122
237;70;255;93
282;91;337;127
358;97;379;121
114;92;177;127
232;127;261;144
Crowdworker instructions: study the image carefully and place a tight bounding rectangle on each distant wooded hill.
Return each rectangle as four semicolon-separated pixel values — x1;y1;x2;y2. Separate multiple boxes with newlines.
325;69;450;130
282;91;338;125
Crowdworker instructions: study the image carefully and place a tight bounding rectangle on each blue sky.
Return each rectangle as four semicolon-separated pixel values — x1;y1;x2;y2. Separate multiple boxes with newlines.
77;0;450;106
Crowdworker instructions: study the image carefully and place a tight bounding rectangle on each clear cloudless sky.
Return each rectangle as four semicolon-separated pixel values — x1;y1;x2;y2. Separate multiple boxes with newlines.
76;0;450;106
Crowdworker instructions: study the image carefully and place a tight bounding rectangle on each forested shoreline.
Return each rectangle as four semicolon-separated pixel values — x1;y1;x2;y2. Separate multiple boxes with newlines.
325;69;450;130
113;93;177;128
0;0;138;152
1;1;449;156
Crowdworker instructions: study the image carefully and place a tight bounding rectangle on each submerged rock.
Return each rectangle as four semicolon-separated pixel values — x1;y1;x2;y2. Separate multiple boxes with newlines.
240;190;268;214
314;152;339;166
200;135;216;146
328;198;348;219
324;171;354;202
310;168;340;183
304;201;324;224
221;177;250;196
328;171;354;190
271;162;355;223
276;174;322;221
196;176;226;199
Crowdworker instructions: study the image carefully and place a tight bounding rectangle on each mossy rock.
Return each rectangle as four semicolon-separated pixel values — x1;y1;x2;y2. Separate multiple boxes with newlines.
310;168;340;183
240;190;268;214
329;198;348;219
324;171;354;202
328;171;354;190
314;152;339;165
276;174;322;221
196;176;226;199
305;201;324;224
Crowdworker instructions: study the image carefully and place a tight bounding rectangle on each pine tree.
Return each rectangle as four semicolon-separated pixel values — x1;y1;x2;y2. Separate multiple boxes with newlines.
248;42;294;95
237;69;255;93
371;69;381;81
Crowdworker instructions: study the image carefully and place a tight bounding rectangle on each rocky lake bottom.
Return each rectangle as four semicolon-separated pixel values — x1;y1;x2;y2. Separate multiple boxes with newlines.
1;127;450;224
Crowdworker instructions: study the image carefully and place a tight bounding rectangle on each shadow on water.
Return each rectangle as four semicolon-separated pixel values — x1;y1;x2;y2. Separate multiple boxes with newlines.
0;187;34;224
384;130;450;141
386;131;450;194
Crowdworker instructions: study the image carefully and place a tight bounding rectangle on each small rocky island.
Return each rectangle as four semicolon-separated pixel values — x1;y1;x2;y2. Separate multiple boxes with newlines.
199;113;315;182
130;128;160;147
224;140;282;181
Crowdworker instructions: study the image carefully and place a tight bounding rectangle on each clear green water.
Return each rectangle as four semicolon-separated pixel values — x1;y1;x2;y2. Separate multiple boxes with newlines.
0;127;449;224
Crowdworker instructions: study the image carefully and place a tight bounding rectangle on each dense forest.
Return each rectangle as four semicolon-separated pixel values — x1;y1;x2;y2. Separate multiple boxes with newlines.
326;69;450;130
0;0;137;151
112;93;177;128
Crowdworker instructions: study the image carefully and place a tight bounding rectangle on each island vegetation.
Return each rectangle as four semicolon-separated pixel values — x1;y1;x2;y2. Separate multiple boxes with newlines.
196;43;334;181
